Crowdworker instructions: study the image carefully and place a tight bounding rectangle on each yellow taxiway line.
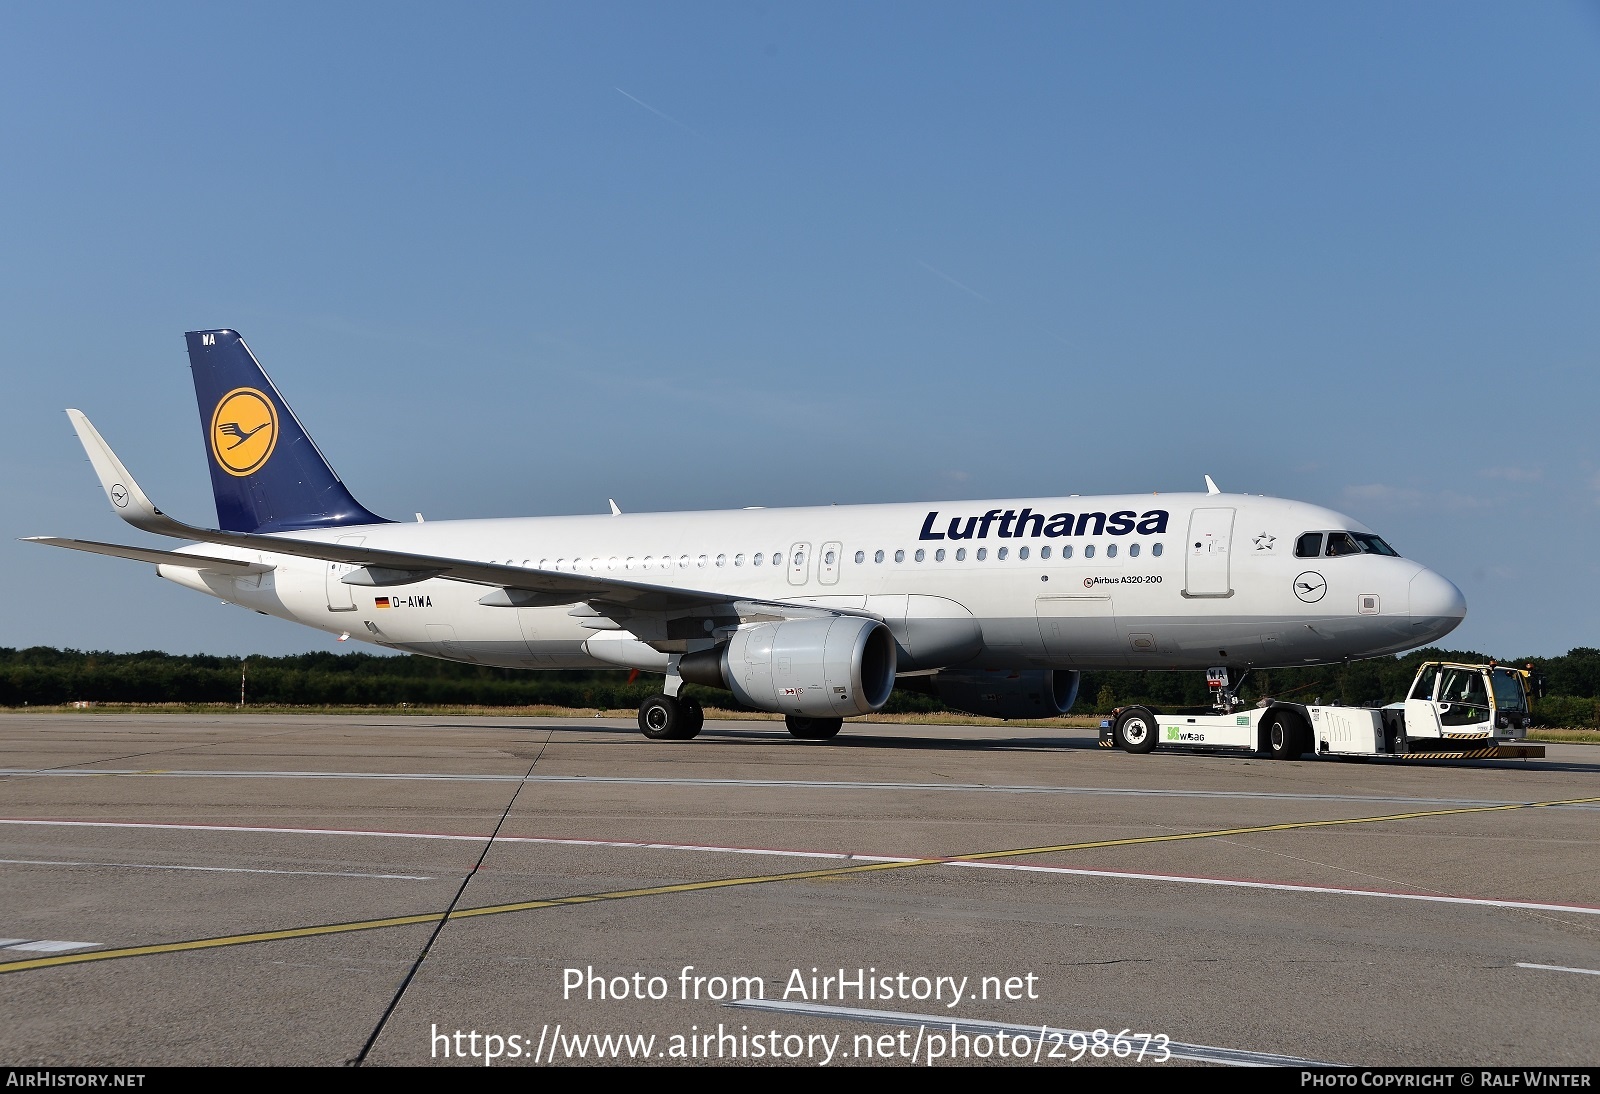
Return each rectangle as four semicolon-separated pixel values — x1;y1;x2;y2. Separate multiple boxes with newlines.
3;793;1593;976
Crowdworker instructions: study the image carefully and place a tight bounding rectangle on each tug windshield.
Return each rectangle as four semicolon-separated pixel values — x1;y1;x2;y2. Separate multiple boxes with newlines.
1490;669;1529;712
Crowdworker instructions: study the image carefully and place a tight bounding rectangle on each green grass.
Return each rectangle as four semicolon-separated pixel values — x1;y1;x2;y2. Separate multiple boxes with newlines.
1529;727;1600;744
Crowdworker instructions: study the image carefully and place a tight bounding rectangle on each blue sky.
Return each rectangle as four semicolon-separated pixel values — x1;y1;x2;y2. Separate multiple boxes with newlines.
2;2;1596;659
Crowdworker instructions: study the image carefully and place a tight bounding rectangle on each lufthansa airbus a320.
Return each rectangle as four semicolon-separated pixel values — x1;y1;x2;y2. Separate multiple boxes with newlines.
29;330;1466;742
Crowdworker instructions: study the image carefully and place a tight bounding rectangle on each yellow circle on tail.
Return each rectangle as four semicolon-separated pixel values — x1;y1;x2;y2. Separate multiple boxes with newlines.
209;388;278;477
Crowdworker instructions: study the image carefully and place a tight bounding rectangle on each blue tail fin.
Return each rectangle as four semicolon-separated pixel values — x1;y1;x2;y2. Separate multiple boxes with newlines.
185;329;390;533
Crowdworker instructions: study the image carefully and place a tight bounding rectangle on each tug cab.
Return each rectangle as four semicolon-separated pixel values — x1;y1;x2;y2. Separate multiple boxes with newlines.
1399;661;1538;742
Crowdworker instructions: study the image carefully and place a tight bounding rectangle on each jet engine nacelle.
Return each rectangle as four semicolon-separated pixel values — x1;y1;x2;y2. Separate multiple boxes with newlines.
680;616;897;718
926;668;1080;720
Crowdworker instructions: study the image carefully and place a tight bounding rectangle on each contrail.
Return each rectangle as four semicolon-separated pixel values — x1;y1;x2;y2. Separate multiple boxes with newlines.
919;261;989;302
615;87;702;137
919;261;1072;347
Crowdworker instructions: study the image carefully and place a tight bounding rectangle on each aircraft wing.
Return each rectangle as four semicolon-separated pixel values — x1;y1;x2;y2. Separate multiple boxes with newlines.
24;537;274;574
38;410;855;632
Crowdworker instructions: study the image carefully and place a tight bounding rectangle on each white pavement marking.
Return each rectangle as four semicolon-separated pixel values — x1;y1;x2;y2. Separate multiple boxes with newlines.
1516;962;1600;977
0;858;432;880
951;860;1600;916
1;769;1586;809
0;940;100;953
725;998;1341;1067
4;817;1595;918
0;818;903;862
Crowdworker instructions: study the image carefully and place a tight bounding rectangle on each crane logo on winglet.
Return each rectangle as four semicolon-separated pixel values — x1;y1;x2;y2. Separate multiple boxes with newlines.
209;387;278;477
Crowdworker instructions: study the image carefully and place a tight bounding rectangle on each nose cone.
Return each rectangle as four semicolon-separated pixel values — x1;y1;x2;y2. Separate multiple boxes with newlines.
1409;569;1467;641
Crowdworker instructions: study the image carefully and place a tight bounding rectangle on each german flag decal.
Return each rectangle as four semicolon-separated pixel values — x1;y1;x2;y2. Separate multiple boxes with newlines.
374;597;391;609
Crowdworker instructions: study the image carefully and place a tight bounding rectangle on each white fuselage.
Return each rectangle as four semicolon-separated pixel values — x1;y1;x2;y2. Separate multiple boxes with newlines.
158;491;1465;675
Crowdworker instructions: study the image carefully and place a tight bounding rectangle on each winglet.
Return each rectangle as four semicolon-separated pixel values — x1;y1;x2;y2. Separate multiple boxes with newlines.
65;409;177;534
1204;475;1221;496
609;499;622;516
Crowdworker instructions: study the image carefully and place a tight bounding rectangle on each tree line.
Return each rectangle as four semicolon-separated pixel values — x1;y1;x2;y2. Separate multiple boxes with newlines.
0;645;1595;726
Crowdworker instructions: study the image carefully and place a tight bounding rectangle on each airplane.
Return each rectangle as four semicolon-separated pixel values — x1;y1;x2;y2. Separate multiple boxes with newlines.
28;329;1467;743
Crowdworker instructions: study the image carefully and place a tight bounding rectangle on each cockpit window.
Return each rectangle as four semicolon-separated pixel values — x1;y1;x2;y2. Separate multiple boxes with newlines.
1325;532;1361;557
1319;531;1402;558
1295;533;1324;558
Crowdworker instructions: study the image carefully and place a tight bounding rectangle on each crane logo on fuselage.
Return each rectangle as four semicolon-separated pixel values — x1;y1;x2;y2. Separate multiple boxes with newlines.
209;387;278;478
919;508;1169;541
1293;572;1327;603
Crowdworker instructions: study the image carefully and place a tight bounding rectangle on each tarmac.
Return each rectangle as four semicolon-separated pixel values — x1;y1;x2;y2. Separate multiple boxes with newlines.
1;712;1596;1067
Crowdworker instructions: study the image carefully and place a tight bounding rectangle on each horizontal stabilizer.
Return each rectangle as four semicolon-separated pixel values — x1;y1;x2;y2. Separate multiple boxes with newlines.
24;537;273;574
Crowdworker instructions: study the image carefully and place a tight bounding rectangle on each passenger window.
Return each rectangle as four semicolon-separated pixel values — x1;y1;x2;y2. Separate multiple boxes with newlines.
1040;546;1051;559
1129;543;1140;558
1151;543;1162;557
1062;545;1073;558
1325;533;1360;558
874;550;884;563
1295;533;1323;558
1106;544;1117;558
955;548;966;561
773;553;784;566
914;549;925;562
1019;546;1030;560
735;554;745;566
998;547;1008;560
976;547;987;561
715;554;726;567
1084;545;1095;559
894;549;905;563
853;550;864;564
753;553;764;566
935;548;946;562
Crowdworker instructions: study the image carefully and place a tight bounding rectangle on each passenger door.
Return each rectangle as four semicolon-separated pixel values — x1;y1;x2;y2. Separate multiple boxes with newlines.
324;535;364;612
1184;508;1234;597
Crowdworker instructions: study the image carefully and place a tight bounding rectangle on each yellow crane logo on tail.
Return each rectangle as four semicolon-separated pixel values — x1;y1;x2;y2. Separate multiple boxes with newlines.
209;387;278;476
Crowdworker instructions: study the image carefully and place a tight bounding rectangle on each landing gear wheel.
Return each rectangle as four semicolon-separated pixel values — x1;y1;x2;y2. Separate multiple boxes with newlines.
638;694;689;740
785;715;844;740
1264;712;1307;759
679;697;705;739
1113;706;1159;754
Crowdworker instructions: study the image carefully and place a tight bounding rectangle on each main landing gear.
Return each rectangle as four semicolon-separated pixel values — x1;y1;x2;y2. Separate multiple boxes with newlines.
637;694;704;740
785;715;843;740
